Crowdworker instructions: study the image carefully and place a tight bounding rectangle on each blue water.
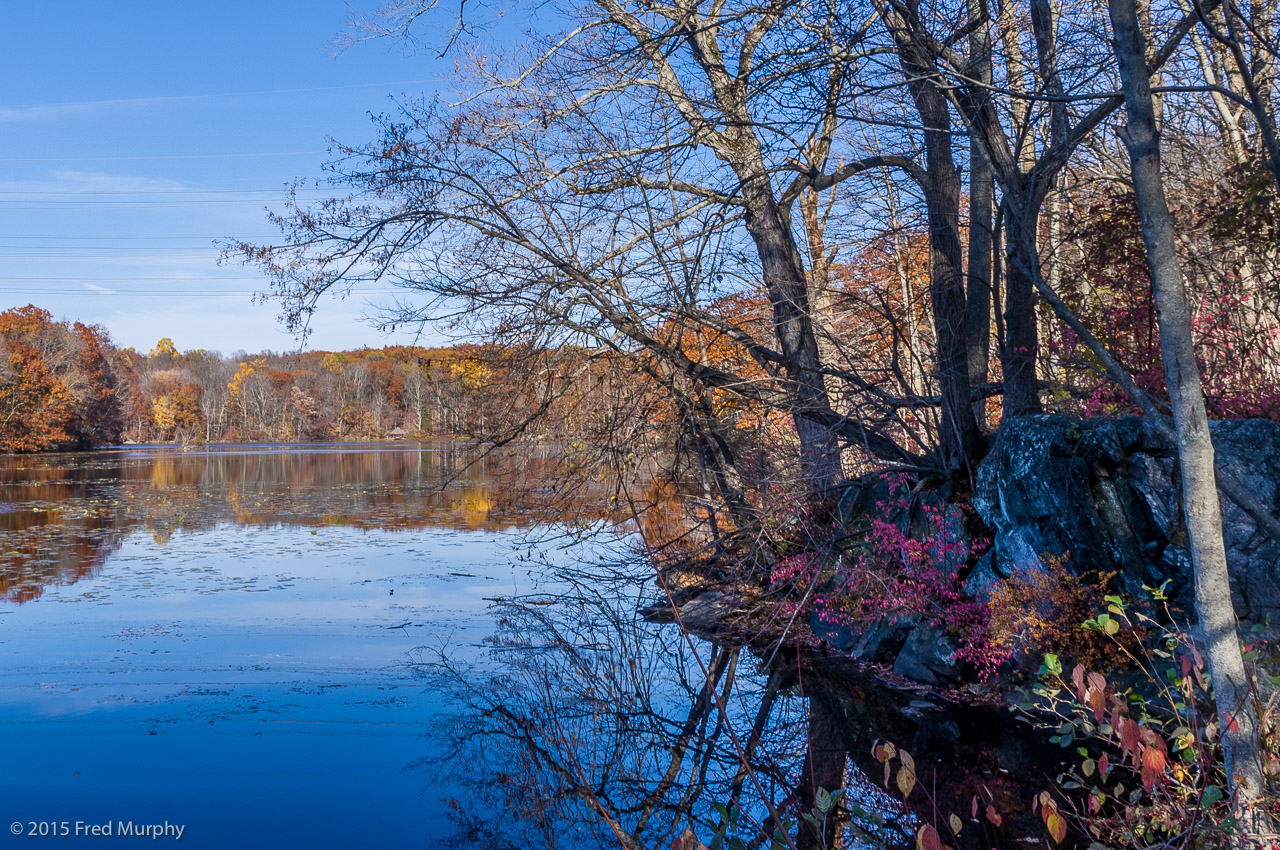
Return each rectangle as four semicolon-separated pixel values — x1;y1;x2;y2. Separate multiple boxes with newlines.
0;447;563;848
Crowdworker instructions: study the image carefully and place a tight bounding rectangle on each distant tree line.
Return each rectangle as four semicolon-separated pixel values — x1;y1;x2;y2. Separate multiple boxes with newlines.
0;304;651;451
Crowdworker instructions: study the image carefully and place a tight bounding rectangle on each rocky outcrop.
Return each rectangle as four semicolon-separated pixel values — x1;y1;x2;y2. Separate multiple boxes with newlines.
973;415;1280;623
803;415;1280;684
649;415;1280;689
643;416;1280;845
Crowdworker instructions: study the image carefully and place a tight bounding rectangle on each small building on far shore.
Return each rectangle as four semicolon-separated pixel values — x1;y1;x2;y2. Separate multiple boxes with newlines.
387;426;407;440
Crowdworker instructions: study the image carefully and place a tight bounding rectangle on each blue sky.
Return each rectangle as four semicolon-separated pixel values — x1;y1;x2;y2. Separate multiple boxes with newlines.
0;2;469;354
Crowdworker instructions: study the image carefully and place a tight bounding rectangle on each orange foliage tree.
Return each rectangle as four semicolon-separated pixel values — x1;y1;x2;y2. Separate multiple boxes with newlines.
0;306;122;452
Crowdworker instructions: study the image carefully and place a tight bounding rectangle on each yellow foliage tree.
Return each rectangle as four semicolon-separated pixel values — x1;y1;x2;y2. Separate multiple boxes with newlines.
149;338;179;360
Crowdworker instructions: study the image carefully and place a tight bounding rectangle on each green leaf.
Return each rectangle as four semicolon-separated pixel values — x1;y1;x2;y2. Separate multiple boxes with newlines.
1200;785;1224;810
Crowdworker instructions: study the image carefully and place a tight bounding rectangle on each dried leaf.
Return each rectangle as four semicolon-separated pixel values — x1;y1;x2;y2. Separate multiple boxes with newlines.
1142;746;1167;790
673;829;709;850
985;805;1002;827
1046;812;1068;844
1088;689;1106;723
1120;719;1141;755
1089;791;1104;814
917;824;942;850
896;762;917;799
948;814;962;835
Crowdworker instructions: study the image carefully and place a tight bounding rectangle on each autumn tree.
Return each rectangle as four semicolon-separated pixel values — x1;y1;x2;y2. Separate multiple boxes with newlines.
233;0;973;498
0;306;122;452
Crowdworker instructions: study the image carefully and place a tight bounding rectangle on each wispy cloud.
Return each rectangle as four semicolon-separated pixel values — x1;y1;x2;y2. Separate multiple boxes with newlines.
82;283;115;295
0;80;436;124
0;95;195;123
0;169;191;194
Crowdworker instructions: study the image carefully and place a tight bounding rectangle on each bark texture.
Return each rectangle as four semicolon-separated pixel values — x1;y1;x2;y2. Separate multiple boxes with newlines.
1108;0;1269;829
891;5;983;471
966;0;995;425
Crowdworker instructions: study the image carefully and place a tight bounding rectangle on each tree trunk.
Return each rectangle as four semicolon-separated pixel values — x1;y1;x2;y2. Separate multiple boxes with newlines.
1001;192;1044;417
1109;0;1269;833
739;173;843;494
966;0;995;428
901;51;982;471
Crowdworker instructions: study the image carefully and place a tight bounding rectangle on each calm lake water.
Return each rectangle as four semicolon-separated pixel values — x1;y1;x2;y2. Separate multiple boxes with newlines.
0;443;623;848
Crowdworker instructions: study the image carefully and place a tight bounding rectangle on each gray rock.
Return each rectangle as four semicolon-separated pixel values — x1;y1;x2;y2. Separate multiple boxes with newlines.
893;624;960;684
962;552;1001;601
975;415;1280;622
810;612;914;663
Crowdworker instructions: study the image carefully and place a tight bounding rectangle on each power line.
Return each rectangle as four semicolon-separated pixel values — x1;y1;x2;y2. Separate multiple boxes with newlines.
0;151;329;163
0;256;220;262
1;78;435;114
0;188;329;195
0;288;403;296
0;200;312;208
0;234;281;239
0;244;266;251
0;276;279;281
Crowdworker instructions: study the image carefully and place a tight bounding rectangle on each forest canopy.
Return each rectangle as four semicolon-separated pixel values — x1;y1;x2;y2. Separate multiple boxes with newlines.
0;304;625;450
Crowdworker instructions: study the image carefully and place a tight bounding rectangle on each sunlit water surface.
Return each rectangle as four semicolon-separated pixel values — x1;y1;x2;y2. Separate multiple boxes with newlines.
0;443;603;848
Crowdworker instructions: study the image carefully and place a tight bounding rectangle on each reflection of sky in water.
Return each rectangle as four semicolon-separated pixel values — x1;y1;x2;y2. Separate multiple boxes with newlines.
0;446;588;849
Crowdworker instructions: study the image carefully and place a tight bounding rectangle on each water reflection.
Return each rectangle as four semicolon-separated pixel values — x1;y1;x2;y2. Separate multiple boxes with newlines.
0;442;622;604
418;562;912;850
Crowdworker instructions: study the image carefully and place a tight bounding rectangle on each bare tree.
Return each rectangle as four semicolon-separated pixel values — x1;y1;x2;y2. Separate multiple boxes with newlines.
232;0;981;489
1109;0;1269;831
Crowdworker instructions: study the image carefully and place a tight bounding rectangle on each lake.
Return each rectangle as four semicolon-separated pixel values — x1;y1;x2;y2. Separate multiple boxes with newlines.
0;443;860;850
0;443;643;848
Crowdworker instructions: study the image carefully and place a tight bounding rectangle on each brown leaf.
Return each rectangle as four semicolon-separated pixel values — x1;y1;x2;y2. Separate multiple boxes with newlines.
985;805;1002;827
673;829;708;850
1088;689;1106;723
949;814;963;835
917;824;942;850
1046;811;1068;844
1142;745;1167;790
1120;719;1141;755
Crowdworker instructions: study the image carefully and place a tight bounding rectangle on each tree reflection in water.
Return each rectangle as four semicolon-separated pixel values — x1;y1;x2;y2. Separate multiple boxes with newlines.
419;556;910;850
0;441;640;603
